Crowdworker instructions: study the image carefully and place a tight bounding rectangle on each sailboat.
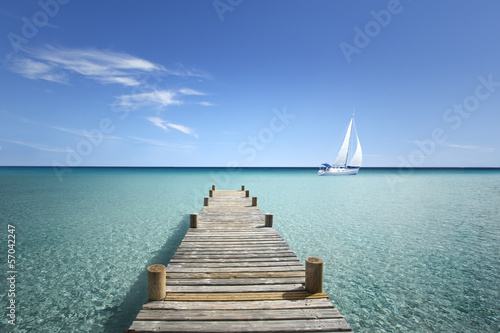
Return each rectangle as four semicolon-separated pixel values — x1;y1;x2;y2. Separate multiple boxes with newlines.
318;114;362;176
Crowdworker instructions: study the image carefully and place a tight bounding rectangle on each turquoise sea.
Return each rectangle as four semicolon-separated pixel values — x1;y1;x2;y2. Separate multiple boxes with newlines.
0;167;499;332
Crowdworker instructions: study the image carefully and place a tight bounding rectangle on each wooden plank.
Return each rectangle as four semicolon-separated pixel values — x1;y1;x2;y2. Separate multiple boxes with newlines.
164;292;329;301
143;299;336;310
136;308;343;321
166;261;303;268
166;271;304;279
166;277;305;286
166;283;305;293
129;319;352;332
170;257;298;263
165;266;305;273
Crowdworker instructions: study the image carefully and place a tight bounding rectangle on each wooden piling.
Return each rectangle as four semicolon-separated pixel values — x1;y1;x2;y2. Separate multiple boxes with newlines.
252;196;258;206
147;264;166;301
241;185;245;191
305;257;324;293
190;213;198;228
204;197;209;206
209;189;214;197
245;190;250;197
265;213;273;227
212;185;216;190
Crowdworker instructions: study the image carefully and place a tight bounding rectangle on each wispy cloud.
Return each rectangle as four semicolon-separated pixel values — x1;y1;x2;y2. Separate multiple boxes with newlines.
116;90;181;109
50;126;121;140
116;88;211;111
8;45;208;87
6;140;73;153
129;136;194;149
178;88;206;96
439;142;495;153
146;117;198;138
10;58;68;84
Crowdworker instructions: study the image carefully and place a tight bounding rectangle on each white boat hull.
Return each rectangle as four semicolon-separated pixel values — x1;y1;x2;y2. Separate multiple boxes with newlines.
318;167;359;176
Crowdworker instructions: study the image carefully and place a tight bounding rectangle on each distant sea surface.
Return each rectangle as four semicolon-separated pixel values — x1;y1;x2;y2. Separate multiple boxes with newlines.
0;167;499;332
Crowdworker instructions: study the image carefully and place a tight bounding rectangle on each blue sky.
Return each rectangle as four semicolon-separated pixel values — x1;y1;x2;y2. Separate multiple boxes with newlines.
1;0;499;167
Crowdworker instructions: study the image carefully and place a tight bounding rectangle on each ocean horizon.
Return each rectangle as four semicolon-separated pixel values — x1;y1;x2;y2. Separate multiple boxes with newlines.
1;167;498;332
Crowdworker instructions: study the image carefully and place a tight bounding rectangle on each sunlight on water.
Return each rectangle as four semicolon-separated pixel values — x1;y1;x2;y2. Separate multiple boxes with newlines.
0;167;498;332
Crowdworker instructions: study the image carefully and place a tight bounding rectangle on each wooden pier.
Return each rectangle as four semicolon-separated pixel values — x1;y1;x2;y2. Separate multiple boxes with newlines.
127;186;352;332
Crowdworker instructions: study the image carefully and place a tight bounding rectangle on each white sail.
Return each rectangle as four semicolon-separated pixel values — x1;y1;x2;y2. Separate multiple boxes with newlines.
332;117;353;166
348;133;362;167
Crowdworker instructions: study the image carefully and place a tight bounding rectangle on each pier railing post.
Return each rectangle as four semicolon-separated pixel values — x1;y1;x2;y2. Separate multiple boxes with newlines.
209;189;214;197
241;185;245;191
190;213;198;228
212;185;216;190
252;197;258;206
265;213;273;227
204;197;209;206
305;257;323;293
245;190;250;197
147;264;166;301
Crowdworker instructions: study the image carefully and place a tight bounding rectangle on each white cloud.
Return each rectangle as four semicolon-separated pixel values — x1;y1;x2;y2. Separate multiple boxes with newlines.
146;117;198;138
50;126;120;140
439;142;495;152
8;46;208;87
117;90;181;109
10;58;68;84
178;88;206;96
6;140;73;153
199;101;215;106
129;136;194;149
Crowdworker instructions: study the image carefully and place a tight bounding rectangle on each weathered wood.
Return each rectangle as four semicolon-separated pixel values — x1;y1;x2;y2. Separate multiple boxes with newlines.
189;213;198;228
166;284;306;293
305;257;324;294
128;189;351;333
164;291;330;301
147;264;166;301
265;213;273;227
129;319;352;332
143;298;335;310
136;308;343;321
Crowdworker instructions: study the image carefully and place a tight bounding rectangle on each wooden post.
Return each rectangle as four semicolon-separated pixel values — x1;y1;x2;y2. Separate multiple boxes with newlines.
252;197;258;206
305;257;323;293
209;189;214;197
245;190;250;197
265;213;273;227
147;264;166;301
204;197;209;206
241;185;245;191
212;185;216;190
190;213;198;228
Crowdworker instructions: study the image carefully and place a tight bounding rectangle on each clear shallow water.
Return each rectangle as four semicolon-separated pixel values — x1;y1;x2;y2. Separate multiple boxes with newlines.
0;167;498;332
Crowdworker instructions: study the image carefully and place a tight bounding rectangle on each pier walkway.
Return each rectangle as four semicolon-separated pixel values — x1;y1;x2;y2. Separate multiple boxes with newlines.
127;187;352;332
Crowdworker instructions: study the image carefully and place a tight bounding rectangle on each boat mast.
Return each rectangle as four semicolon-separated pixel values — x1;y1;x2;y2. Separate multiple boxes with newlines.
344;113;354;167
